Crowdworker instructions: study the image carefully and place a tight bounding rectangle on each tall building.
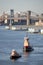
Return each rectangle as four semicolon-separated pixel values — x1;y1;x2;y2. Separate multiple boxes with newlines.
27;11;31;26
10;9;14;25
10;9;14;17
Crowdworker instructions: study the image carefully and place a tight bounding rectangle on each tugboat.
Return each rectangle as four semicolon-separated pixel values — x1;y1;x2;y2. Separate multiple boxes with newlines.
10;49;21;60
23;33;33;52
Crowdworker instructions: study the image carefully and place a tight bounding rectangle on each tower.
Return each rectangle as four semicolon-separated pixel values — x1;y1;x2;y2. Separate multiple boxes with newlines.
9;9;14;29
27;11;31;26
10;9;14;25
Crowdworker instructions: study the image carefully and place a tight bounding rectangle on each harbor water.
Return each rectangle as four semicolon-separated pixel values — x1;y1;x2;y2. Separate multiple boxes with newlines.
0;26;43;65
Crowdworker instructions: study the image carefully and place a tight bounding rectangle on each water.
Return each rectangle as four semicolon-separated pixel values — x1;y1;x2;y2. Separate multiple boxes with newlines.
0;26;43;65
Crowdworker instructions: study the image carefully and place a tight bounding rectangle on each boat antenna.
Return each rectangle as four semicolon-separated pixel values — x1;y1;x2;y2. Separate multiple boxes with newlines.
26;31;28;37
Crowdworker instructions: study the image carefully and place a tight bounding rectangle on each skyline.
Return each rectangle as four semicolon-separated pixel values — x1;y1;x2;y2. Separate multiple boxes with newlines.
0;0;43;15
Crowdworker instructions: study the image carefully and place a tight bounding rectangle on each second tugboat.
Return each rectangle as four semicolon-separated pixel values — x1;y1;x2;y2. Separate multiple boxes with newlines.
10;49;21;60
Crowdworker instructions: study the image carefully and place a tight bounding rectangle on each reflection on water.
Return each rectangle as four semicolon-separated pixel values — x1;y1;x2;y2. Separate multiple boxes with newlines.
23;52;30;57
22;52;31;62
0;27;43;65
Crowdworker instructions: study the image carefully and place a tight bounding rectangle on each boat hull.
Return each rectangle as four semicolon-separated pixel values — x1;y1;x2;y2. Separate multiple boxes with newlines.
10;55;21;60
23;46;33;52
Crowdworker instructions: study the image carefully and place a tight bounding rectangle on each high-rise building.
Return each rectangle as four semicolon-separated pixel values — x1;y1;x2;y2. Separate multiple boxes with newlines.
10;9;14;17
27;11;31;26
10;9;14;25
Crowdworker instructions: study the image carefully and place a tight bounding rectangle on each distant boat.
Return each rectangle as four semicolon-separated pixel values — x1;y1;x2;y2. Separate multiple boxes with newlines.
28;28;39;33
10;26;16;30
33;29;39;33
5;26;9;30
40;29;43;34
28;28;35;33
5;26;17;30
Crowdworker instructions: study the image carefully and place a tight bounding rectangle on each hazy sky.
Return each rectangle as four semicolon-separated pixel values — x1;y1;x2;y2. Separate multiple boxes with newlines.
0;0;43;15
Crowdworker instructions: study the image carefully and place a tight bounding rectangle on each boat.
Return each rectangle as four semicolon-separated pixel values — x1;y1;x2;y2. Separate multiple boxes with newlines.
5;26;9;30
40;29;43;34
10;49;21;60
23;36;33;52
28;28;35;33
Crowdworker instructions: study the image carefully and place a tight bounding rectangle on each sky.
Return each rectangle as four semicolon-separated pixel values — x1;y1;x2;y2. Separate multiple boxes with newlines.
0;0;43;15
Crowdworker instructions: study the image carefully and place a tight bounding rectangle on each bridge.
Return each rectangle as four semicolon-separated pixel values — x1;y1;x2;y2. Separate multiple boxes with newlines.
0;10;43;26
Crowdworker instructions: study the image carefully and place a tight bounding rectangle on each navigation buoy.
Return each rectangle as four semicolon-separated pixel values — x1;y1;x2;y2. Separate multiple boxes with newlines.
10;49;21;60
23;36;33;52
